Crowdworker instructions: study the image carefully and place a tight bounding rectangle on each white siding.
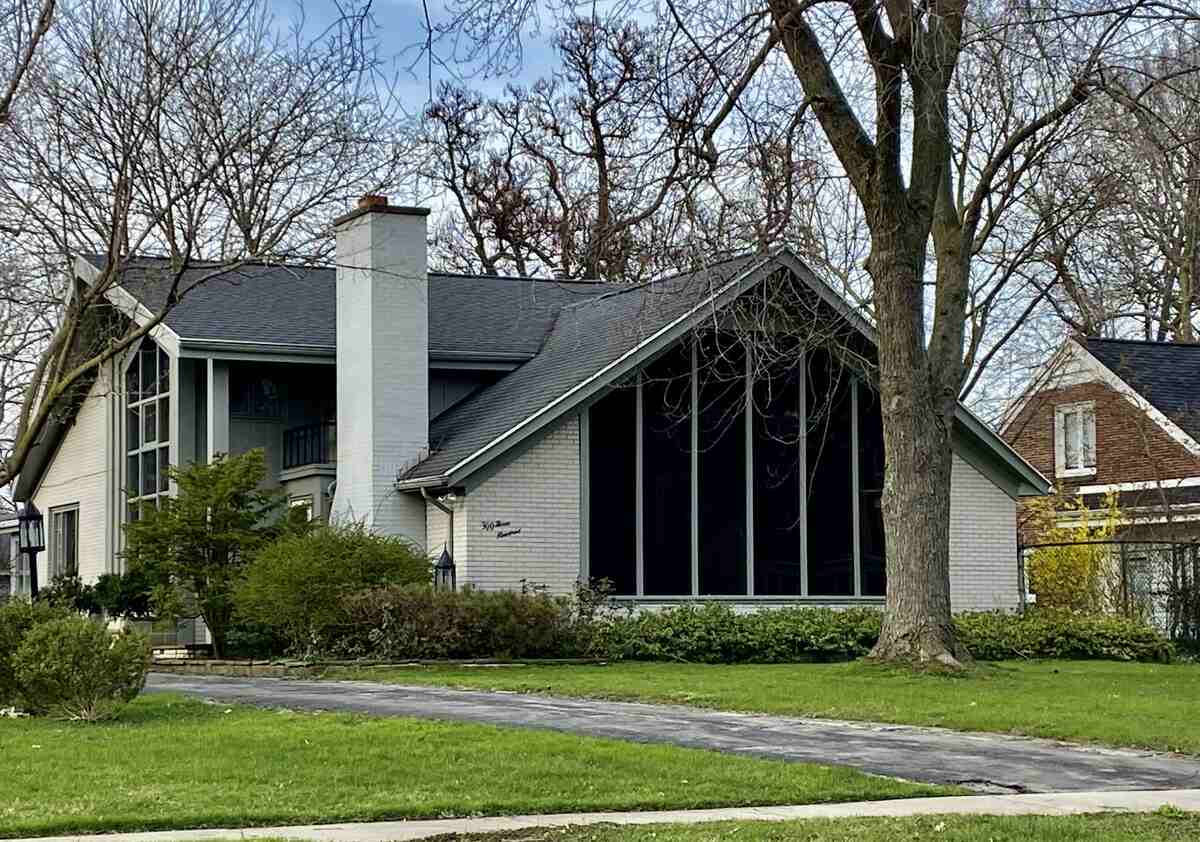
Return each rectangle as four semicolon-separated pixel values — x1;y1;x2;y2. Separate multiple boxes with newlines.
948;453;1020;611
32;367;116;585
425;496;469;569
458;416;581;594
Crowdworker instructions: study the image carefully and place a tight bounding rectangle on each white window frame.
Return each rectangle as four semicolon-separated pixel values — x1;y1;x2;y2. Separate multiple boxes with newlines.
49;504;80;580
1055;401;1097;478
124;339;172;521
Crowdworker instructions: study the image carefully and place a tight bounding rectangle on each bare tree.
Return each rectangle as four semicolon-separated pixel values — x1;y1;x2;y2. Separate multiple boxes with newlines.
0;0;54;125
425;0;1200;665
0;0;405;490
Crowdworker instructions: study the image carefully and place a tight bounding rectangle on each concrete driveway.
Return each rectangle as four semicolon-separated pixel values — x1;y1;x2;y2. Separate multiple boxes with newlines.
146;672;1200;794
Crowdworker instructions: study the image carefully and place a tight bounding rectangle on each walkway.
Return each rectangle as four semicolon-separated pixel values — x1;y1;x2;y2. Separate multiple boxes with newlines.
15;790;1200;842
146;673;1200;794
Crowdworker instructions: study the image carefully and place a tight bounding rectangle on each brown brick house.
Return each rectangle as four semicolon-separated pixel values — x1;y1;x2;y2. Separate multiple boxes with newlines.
1002;337;1200;540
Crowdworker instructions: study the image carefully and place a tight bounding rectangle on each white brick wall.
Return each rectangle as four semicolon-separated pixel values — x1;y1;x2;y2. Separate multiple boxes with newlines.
32;366;116;585
948;453;1020;611
332;206;428;545
456;416;581;594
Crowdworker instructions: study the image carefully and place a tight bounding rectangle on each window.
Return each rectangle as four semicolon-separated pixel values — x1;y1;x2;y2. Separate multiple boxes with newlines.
1055;402;1096;477
286;491;314;525
125;339;171;520
587;385;637;595
587;338;886;599
49;506;79;580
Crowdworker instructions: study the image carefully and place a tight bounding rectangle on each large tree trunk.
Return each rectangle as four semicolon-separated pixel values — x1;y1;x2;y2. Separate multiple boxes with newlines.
866;239;971;668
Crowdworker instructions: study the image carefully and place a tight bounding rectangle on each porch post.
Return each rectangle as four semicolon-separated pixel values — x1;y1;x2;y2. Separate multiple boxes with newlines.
206;358;230;462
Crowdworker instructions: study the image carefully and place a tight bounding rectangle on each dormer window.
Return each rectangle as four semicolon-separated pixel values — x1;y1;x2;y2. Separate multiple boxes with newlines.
1055;401;1096;478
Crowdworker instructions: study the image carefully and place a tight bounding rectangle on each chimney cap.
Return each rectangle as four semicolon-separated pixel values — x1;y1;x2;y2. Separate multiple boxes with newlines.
333;196;431;228
358;194;389;209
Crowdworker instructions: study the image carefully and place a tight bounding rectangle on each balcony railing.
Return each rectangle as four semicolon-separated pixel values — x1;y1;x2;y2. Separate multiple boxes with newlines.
283;421;336;470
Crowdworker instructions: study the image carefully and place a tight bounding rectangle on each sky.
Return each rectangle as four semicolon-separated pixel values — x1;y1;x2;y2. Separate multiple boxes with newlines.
270;0;560;113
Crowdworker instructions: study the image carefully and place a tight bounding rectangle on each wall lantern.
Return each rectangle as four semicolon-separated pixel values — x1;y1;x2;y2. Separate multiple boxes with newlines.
17;502;44;598
434;546;456;592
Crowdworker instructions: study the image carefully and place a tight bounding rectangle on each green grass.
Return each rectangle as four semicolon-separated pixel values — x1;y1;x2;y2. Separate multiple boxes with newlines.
416;811;1200;841
327;659;1200;754
0;693;952;838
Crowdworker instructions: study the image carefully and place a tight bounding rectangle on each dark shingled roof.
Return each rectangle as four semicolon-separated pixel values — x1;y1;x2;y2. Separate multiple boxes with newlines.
411;254;764;481
1084;337;1200;443
94;257;616;357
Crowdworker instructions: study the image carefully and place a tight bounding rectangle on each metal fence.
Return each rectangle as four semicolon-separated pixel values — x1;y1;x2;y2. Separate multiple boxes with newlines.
1019;539;1200;644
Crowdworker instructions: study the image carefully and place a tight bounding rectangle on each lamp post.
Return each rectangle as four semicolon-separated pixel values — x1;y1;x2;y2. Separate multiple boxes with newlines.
17;502;45;599
434;546;456;592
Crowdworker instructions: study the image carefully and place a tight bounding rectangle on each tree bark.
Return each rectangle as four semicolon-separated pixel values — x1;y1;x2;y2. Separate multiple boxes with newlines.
866;234;972;668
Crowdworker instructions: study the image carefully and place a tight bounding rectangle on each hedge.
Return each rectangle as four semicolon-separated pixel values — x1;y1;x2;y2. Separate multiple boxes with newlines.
319;586;1173;664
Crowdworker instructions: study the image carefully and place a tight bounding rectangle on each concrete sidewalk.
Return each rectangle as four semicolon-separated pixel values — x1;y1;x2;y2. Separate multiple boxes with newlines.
146;673;1200;793
13;790;1200;842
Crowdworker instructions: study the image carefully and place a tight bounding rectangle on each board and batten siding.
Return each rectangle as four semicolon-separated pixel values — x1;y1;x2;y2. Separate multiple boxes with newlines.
448;416;1020;611
31;364;119;586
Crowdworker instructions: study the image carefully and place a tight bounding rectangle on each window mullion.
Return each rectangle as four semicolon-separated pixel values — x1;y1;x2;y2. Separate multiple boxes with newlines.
690;341;699;598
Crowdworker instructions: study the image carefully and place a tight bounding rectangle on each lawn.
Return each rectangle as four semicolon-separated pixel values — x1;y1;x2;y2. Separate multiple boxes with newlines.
327;659;1200;754
0;694;952;838
419;811;1200;841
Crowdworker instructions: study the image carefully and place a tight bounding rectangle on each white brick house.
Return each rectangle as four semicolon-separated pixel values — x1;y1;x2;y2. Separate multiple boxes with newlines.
14;196;1048;611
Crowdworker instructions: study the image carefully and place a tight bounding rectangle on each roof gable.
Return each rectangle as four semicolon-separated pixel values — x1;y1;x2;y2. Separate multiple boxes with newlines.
404;251;1048;498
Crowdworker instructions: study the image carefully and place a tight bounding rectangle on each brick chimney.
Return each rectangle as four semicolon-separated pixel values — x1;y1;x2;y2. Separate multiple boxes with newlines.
330;195;430;545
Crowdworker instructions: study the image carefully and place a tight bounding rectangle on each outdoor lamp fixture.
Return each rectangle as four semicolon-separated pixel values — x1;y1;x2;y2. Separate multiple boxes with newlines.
17;502;45;598
434;546;456;592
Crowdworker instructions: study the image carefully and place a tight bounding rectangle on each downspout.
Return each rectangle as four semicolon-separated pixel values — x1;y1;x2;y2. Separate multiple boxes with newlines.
421;488;454;559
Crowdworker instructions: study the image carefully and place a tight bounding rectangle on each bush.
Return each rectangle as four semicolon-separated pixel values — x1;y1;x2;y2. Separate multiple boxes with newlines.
93;570;155;619
39;575;101;615
601;604;883;663
600;605;1170;664
11;616;150;719
333;584;589;660
237;523;431;655
0;600;71;705
956;610;1173;662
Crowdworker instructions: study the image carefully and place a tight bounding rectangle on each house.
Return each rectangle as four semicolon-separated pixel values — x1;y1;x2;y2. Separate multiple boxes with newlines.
1002;335;1200;540
14;196;1047;612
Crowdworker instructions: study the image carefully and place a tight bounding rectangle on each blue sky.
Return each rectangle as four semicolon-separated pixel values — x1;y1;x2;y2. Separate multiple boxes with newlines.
271;0;560;111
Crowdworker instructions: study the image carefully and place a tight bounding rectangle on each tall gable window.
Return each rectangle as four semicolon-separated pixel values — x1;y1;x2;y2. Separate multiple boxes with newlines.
1055;401;1096;477
586;340;886;599
125;339;171;520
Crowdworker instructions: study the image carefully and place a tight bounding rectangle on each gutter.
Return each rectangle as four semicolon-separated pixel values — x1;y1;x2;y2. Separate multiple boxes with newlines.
421;488;455;558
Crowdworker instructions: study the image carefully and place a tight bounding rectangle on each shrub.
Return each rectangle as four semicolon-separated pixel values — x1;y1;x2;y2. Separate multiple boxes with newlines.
333;584;588;660
1024;489;1123;612
93;570;155;619
601;604;883;663
12;616;150;719
956;610;1173;662
237;523;431;655
0;600;71;705
39;575;101;615
599;605;1169;664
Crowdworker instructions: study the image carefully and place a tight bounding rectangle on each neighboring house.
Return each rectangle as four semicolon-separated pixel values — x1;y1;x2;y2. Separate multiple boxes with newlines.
0;519;21;602
14;196;1047;611
1002;336;1200;540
